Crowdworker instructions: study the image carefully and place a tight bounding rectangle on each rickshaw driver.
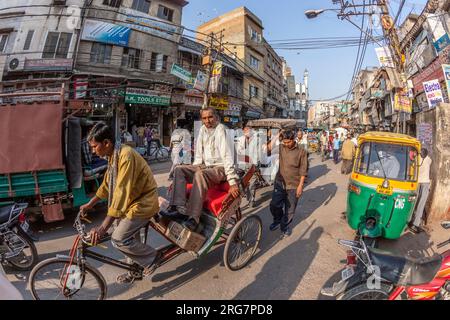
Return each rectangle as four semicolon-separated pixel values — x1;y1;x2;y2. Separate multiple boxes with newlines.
371;148;401;179
80;122;161;284
163;107;240;231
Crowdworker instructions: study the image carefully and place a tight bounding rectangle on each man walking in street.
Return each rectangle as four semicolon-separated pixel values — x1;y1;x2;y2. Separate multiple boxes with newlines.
80;122;161;284
341;135;356;174
333;133;340;164
268;130;308;238
409;148;432;234
163;107;240;231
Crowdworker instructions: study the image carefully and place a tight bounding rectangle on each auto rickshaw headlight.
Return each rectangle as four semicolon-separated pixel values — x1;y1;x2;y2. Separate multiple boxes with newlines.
382;179;390;189
348;184;361;195
365;217;377;230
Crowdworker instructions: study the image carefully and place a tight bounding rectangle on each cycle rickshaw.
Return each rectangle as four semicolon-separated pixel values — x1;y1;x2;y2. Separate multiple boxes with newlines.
28;166;262;299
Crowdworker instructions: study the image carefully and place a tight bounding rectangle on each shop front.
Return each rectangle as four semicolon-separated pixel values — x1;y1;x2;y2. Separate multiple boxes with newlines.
125;84;172;146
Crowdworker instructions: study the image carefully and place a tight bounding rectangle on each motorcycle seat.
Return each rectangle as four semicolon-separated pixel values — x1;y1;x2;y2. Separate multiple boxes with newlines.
186;183;230;217
0;204;14;224
368;247;442;286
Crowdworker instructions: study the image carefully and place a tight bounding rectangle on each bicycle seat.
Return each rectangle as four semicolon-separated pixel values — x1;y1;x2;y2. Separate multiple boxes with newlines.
368;247;442;286
0;204;14;224
186;183;230;217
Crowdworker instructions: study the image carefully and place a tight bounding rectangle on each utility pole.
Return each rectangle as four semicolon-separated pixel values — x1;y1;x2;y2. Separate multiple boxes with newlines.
202;30;224;110
375;0;407;133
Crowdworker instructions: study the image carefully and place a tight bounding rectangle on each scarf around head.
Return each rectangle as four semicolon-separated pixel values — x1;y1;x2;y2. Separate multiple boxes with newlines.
107;141;122;209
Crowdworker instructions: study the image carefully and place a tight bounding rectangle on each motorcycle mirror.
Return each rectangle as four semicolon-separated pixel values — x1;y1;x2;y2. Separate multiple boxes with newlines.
441;221;450;230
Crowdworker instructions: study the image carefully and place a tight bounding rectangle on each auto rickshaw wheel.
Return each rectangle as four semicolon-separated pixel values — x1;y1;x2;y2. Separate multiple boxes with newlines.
223;215;262;271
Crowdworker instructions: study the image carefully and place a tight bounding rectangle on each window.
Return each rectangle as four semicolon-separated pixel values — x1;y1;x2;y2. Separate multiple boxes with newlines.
250;55;260;70
150;52;168;72
355;142;418;181
131;0;151;13
249;85;259;98
23;30;34;51
90;43;112;64
122;48;142;69
157;5;174;22
248;27;262;43
42;32;72;58
103;0;122;8
0;34;9;53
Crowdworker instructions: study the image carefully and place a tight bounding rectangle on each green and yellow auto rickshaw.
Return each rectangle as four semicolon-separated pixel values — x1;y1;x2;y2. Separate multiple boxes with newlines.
346;132;421;240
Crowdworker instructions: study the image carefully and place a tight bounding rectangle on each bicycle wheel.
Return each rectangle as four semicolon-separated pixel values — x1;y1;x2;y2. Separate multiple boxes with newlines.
29;257;107;300
6;227;38;271
224;215;262;271
156;148;169;162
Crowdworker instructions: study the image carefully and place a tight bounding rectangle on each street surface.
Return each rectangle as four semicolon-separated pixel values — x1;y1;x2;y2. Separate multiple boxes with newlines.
5;154;448;300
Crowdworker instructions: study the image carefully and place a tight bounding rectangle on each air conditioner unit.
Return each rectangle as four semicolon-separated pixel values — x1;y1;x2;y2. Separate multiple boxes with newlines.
6;56;26;72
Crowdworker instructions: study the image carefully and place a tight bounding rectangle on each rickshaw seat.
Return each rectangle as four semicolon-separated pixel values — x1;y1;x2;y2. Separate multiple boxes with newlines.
186;182;230;217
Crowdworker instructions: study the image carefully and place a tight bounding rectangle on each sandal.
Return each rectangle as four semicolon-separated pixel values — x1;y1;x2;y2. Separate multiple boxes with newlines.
142;252;163;278
116;271;143;284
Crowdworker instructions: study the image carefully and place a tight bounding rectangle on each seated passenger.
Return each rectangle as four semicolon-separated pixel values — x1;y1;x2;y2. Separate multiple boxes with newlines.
163;108;240;231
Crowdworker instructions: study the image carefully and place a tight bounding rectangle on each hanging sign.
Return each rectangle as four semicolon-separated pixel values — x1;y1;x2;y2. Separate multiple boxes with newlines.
423;79;444;109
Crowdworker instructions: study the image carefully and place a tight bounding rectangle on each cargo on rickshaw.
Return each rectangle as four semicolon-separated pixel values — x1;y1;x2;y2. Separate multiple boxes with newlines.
346;132;421;240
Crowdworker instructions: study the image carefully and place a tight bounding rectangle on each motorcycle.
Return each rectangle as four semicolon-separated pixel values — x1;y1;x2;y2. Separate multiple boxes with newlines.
322;221;450;300
0;203;39;271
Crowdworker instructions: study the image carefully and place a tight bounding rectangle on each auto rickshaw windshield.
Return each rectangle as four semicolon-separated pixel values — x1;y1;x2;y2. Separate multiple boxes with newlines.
355;142;419;181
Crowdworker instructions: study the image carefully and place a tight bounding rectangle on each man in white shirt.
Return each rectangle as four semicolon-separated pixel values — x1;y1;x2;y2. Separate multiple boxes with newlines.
164;108;240;231
409;148;432;234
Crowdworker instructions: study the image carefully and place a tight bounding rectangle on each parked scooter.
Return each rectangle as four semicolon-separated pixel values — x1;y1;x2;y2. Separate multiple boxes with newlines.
0;203;38;271
322;221;450;300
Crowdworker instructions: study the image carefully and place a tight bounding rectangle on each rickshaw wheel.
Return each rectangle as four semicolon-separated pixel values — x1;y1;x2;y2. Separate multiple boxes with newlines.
223;215;262;271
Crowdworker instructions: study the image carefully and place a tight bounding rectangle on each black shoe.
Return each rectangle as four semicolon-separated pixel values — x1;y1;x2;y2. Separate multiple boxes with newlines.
183;218;198;232
160;209;186;221
408;224;423;234
269;222;280;231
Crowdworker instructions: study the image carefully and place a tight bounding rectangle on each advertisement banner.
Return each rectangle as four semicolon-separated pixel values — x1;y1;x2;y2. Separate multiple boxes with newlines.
193;71;208;92
209;95;229;110
122;8;183;43
82;19;130;46
426;13;449;53
125;88;170;106
423;79;444;109
24;58;73;71
375;47;395;68
209;62;223;93
170;64;192;82
394;88;412;113
442;64;450;100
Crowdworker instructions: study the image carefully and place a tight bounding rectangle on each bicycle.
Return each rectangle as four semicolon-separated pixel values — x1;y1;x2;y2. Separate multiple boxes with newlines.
145;141;170;162
28;212;153;300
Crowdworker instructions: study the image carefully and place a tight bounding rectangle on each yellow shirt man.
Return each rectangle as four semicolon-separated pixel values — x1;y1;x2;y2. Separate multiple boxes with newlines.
96;145;159;220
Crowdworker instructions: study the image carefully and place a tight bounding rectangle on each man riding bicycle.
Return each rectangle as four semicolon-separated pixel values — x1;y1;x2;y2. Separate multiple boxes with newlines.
80;122;161;284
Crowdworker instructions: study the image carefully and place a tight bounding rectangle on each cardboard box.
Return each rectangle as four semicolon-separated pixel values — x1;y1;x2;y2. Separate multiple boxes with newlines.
165;221;206;252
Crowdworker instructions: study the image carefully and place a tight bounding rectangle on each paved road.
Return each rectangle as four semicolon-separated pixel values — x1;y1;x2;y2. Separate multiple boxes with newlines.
5;155;448;300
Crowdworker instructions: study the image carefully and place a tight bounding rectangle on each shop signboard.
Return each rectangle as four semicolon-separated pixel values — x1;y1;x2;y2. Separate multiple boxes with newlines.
125;87;170;106
81;19;130;46
170;64;192;82
417;123;433;156
193;71;207;92
121;8;183;43
442;64;450;100
171;92;185;104
74;77;88;99
375;47;395;68
24;58;73;71
209;95;228;110
185;96;203;107
423;79;444;109
370;88;385;99
394;88;412;113
426;13;450;54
